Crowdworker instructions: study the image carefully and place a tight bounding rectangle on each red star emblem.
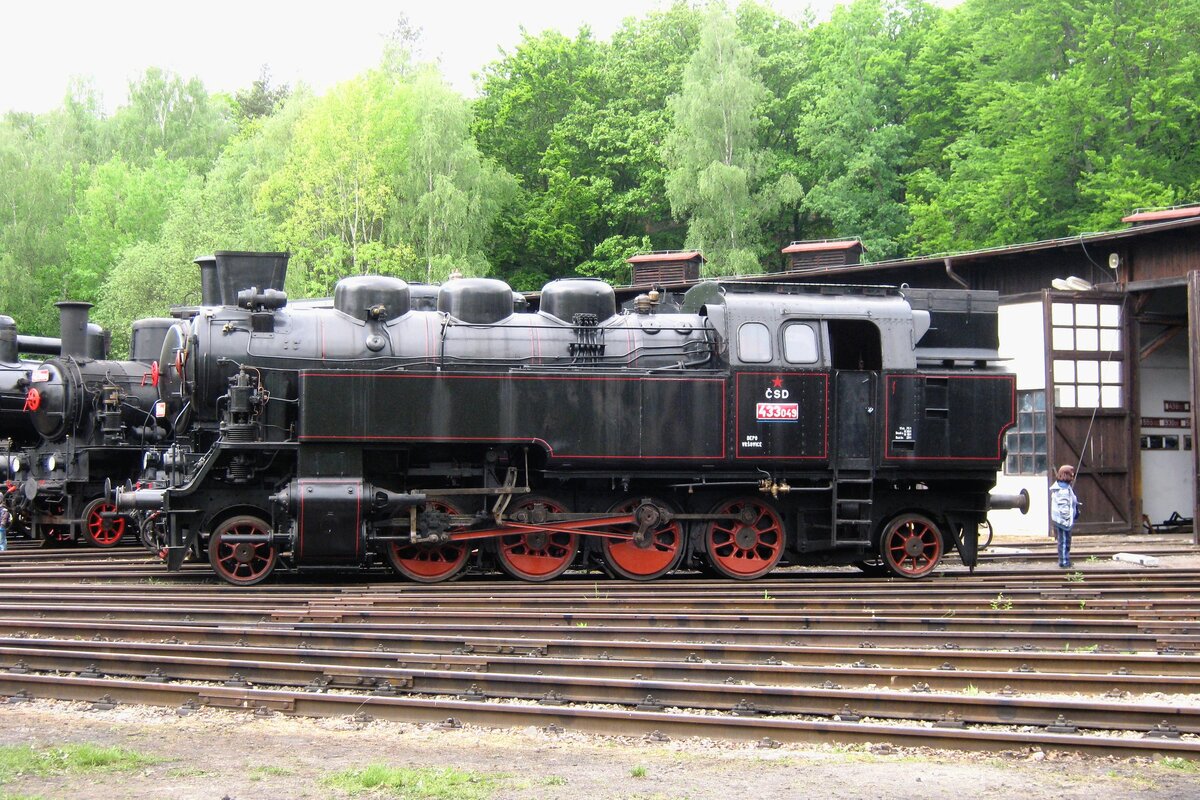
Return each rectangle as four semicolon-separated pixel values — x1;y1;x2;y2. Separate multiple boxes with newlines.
772;376;784;388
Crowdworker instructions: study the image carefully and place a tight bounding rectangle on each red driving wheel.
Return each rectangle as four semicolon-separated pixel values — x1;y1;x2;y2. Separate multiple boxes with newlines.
496;496;578;582
704;497;785;580
385;500;469;583
600;498;683;581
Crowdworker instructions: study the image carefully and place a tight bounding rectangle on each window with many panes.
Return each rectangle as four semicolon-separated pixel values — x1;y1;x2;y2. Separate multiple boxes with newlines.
1005;390;1047;475
1050;301;1123;409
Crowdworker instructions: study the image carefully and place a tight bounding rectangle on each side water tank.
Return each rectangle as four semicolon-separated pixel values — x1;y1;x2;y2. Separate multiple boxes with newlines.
334;276;411;321
541;278;617;323
130;318;177;364
438;278;514;324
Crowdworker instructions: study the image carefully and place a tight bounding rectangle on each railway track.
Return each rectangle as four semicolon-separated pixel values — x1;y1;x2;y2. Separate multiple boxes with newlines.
0;550;1198;758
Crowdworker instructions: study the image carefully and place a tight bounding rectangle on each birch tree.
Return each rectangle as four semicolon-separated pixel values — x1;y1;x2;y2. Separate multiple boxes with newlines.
391;69;516;283
663;6;800;275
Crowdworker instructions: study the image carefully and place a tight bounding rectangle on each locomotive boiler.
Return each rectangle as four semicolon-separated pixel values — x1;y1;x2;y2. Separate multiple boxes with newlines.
117;251;1022;585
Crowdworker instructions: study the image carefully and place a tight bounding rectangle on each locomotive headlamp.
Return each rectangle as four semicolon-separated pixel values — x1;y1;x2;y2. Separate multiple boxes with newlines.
47;454;57;472
10;456;21;474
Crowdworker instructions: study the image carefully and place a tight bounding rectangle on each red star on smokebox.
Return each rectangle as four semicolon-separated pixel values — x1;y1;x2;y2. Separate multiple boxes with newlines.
772;376;784;388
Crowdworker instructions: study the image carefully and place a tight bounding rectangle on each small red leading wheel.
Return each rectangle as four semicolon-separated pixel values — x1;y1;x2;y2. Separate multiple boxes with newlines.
208;515;278;586
879;513;943;579
385;500;469;583
600;498;683;581
82;498;127;547
39;526;71;548
704;497;785;580
496;496;578;582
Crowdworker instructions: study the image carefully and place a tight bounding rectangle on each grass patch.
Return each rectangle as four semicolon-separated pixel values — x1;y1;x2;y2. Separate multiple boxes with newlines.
322;764;498;799
1158;757;1200;773
0;744;159;783
543;776;568;786
630;765;648;778
250;765;294;781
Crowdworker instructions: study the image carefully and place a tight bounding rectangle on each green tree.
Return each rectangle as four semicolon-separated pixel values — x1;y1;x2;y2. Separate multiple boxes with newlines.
233;66;290;129
391;69;516;283
260;69;415;296
62;153;195;303
0;110;94;334
794;0;932;259
94;98;303;354
904;0;1200;253
474;28;605;279
664;6;801;275
111;67;232;171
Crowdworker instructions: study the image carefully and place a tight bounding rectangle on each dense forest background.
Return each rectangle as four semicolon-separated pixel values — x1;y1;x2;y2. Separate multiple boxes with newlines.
1;0;1197;350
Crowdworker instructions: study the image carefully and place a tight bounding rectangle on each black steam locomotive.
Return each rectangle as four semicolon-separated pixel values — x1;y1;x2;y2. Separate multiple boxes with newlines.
115;252;1022;585
3;305;174;546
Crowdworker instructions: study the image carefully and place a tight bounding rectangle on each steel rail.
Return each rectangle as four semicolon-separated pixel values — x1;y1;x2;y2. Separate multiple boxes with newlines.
2;640;1198;733
0;673;1196;759
5;636;1195;695
0;602;1175;638
1;618;1197;675
0;609;1186;651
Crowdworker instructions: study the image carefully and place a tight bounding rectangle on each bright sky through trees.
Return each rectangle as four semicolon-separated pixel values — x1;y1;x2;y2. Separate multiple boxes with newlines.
1;0;861;114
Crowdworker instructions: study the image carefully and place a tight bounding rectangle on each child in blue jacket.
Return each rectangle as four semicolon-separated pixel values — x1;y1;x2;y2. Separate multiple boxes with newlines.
1049;465;1080;567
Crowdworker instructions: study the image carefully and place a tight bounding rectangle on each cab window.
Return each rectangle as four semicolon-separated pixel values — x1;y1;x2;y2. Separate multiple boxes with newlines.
738;322;772;363
783;323;818;364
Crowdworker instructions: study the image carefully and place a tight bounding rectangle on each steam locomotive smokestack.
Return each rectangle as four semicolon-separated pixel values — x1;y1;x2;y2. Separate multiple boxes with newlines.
195;251;289;306
0;316;17;363
56;301;93;361
196;255;220;306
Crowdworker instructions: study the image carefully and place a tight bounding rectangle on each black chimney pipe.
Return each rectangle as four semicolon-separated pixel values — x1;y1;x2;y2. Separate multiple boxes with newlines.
0;316;17;363
57;301;93;361
195;252;289;307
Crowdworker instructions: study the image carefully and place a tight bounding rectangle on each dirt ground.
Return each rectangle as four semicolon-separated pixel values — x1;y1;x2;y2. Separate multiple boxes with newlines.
0;700;1197;800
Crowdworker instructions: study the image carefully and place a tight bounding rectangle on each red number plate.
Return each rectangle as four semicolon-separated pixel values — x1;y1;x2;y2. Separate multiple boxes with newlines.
756;403;799;421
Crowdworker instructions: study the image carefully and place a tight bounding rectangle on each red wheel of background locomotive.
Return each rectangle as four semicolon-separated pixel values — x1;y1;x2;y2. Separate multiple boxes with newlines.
39;526;71;548
385;500;469;583
208;515;278;586
82;498;127;547
879;513;943;579
600;497;683;581
703;497;785;580
496;496;578;582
